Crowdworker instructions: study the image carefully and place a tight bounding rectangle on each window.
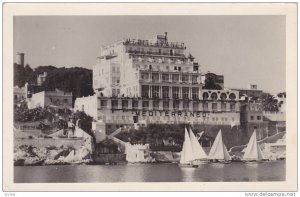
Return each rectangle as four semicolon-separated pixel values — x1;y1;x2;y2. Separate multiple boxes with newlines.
182;87;189;99
173;101;180;110
162;74;169;82
203;103;208;111
152;73;159;82
142;101;149;109
162;86;169;98
212;103;218;111
101;100;107;109
203;92;209;100
192;75;198;84
112;89;116;97
192;87;199;99
152;86;159;98
183;101;189;110
122;100;128;109
257;116;261;120
182;75;189;83
142;85;149;98
163;101;169;110
193;101;199;111
211;93;218;100
172;74;179;82
141;73;149;80
221;103;226;111
220;93;227;100
172;87;179;99
230;103;236;112
112;100;118;109
229;93;236;100
132;100;138;109
153;101;159;110
250;116;254;120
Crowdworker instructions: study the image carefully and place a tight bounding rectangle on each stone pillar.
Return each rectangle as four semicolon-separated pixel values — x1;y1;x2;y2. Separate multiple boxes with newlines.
159;100;163;110
149;99;153;110
107;99;112;110
138;99;143;110
128;99;133;110
118;99;122;110
179;100;183;111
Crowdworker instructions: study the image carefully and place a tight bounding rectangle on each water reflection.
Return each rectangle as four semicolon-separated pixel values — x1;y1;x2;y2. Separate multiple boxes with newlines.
14;161;285;183
180;167;197;182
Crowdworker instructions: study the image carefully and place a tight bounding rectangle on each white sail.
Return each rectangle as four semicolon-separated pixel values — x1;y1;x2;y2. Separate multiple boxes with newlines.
189;128;207;160
208;130;231;160
243;130;265;161
180;128;195;164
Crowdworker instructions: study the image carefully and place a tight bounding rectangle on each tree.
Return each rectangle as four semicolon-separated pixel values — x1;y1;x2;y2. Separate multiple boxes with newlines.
203;76;222;90
260;93;279;112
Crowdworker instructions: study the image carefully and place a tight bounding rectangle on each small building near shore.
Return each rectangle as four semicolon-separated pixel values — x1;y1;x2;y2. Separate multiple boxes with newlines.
125;143;151;163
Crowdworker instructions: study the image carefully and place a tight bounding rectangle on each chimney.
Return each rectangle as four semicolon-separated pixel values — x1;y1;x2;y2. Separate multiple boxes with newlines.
164;32;168;40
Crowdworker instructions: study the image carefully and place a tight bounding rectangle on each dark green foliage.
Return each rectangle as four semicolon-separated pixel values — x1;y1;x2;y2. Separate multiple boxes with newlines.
14;64;94;102
115;123;247;149
260;93;279;112
203;76;222;90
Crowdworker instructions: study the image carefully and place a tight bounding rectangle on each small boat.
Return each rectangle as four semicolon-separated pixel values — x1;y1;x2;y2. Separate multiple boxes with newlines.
242;130;265;163
179;128;198;168
208;130;232;164
189;128;210;165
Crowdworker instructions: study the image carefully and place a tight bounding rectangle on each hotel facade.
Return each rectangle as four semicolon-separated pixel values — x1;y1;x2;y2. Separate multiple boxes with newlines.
75;33;240;130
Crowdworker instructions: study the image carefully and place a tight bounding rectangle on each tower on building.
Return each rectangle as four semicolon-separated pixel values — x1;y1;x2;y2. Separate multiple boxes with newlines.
16;52;25;67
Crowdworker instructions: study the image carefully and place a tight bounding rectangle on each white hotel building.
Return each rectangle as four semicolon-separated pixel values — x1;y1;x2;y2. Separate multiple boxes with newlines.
75;33;240;130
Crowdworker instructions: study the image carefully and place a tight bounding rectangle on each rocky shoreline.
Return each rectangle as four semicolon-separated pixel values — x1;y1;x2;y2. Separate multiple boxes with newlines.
14;144;93;166
14;144;285;166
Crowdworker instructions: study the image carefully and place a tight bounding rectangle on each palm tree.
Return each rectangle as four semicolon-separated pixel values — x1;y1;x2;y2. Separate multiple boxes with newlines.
260;93;279;112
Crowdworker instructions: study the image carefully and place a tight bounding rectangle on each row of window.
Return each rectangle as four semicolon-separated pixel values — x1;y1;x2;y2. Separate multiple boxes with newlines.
250;115;262;121
102;100;236;111
99;115;236;122
128;46;182;56
141;85;236;100
141;85;199;99
140;73;198;83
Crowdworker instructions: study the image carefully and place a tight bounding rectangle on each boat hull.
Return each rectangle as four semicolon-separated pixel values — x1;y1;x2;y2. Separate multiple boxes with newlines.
193;160;211;165
243;160;263;164
210;159;231;164
179;163;198;168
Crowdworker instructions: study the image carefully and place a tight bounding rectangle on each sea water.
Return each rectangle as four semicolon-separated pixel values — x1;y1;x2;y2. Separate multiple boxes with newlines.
14;160;285;183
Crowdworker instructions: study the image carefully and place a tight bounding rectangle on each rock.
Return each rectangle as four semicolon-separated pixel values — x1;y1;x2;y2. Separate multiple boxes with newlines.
24;157;45;166
14;159;25;166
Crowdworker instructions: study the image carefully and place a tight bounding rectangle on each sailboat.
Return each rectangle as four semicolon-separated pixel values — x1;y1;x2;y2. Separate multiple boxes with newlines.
189;128;210;165
242;130;265;163
208;130;232;164
179;128;198;168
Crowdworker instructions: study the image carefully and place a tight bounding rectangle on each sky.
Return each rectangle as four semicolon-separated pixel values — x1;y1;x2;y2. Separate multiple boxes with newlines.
14;16;286;94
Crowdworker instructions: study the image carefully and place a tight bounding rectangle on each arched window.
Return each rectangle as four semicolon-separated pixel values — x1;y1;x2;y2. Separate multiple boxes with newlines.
202;92;209;100
229;93;236;100
211;92;218;100
220;93;227;100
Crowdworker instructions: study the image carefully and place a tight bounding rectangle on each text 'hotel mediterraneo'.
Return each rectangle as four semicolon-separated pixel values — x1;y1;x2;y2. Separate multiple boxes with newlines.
75;33;240;131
